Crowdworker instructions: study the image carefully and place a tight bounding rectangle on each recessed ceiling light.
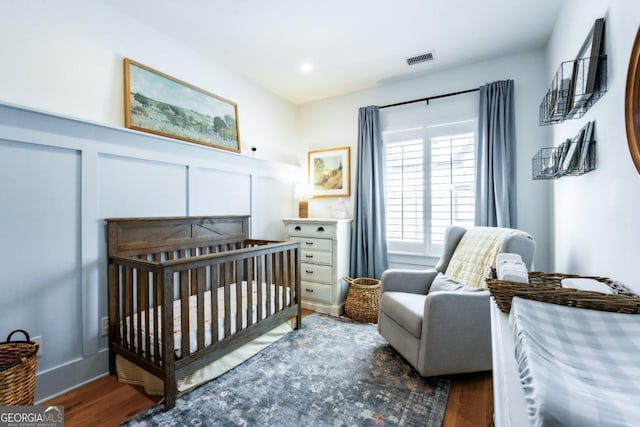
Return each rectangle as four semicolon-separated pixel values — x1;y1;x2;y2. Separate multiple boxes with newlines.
300;63;312;72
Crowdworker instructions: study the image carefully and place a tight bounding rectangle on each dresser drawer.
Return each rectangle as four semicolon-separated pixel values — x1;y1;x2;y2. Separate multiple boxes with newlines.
301;262;333;284
285;223;336;239
290;237;332;252
301;281;332;304
300;249;332;265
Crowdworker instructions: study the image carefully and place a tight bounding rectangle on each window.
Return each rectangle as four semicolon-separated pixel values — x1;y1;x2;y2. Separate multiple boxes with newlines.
383;121;476;257
430;130;475;253
385;139;424;244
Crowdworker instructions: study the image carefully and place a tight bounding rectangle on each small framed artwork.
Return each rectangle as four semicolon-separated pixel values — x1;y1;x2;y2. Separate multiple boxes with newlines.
308;146;351;198
124;58;241;153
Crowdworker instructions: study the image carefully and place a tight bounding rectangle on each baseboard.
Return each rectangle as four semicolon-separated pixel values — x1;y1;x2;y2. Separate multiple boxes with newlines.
301;301;344;317
34;349;109;403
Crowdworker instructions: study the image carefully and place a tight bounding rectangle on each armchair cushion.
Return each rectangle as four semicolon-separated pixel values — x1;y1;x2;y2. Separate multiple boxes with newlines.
429;273;484;293
380;292;426;338
444;227;533;288
429;273;464;292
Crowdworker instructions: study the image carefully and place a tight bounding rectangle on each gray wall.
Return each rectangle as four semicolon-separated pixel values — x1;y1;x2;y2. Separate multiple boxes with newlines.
298;49;553;271
0;104;297;401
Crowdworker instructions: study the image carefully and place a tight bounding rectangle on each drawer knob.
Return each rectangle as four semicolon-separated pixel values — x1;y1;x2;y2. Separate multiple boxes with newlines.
305;270;314;274
294;226;301;231
305;288;314;293
305;241;314;245
305;254;313;258
317;226;325;232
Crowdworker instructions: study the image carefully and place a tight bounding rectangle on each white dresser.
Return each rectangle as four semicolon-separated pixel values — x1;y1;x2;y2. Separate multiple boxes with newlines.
282;218;352;316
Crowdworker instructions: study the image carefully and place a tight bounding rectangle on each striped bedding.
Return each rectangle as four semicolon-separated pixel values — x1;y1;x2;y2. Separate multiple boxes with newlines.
510;297;640;427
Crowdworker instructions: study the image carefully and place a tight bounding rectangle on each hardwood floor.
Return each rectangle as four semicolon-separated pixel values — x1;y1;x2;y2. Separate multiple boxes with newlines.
443;371;493;427
43;375;161;427
44;309;493;426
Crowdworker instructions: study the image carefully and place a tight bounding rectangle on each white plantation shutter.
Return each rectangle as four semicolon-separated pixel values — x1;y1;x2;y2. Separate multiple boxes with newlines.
430;133;475;251
383;120;476;258
385;139;424;244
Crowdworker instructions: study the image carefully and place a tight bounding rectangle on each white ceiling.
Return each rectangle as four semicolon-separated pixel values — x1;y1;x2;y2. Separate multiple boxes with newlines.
105;0;563;105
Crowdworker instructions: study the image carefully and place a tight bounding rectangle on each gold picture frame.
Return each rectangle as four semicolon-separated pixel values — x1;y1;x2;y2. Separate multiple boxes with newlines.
124;58;241;153
308;146;351;198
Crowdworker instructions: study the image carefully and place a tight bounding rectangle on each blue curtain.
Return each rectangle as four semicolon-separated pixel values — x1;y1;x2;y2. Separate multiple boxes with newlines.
475;80;518;228
350;106;388;278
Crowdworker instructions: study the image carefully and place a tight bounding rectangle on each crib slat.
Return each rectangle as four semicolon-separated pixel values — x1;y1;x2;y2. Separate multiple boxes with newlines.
256;255;263;322
125;267;134;352
142;270;152;361
196;267;205;351
285;250;296;307
161;269;176;405
190;248;198;295
211;261;219;344
114;266;121;344
136;269;145;358
153;269;161;364
223;262;231;338
265;253;273;317
282;250;288;308
272;253;279;314
235;260;244;333
277;252;284;312
180;269;190;358
246;256;254;327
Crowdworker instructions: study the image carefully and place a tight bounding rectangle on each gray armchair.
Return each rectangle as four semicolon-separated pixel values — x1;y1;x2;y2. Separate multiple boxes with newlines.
378;226;535;377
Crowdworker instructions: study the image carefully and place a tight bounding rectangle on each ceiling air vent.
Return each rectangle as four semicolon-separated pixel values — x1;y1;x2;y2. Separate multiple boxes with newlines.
406;51;435;66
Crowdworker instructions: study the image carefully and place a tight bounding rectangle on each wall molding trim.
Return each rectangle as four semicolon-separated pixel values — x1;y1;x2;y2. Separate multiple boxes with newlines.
0;100;300;401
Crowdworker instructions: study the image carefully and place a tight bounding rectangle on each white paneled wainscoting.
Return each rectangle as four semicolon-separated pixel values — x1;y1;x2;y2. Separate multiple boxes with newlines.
0;102;300;401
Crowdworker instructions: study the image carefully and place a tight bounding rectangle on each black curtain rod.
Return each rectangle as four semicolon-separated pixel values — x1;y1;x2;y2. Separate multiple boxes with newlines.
379;87;479;109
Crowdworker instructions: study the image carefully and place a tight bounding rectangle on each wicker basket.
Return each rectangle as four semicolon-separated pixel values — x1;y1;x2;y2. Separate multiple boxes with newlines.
344;277;381;323
486;271;640;314
0;330;39;406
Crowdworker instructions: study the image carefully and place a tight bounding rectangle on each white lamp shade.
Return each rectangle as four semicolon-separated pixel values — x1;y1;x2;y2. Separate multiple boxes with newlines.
294;183;314;199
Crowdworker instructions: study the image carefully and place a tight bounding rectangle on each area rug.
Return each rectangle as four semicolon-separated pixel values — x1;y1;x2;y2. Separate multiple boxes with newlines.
122;313;450;426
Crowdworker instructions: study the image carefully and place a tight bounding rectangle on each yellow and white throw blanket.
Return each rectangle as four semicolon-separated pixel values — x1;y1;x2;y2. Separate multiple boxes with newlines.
444;227;532;288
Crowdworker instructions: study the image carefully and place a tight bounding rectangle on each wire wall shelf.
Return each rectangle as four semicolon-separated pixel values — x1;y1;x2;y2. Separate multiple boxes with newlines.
539;55;607;126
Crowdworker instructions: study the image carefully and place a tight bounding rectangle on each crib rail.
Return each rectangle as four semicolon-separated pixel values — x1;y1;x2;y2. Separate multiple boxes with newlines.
107;239;301;379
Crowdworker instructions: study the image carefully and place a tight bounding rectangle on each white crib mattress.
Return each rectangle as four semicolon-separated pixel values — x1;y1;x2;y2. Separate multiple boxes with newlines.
124;281;290;358
510;297;640;427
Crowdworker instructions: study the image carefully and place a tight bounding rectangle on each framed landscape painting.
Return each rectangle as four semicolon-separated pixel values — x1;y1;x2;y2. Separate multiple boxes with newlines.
308;146;350;198
124;58;241;153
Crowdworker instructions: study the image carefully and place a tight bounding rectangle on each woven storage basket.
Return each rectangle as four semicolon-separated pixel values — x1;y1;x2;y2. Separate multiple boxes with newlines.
486;271;640;314
344;277;381;323
0;330;39;406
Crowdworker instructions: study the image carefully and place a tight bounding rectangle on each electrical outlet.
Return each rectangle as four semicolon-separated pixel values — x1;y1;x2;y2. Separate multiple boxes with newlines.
101;317;109;336
32;336;43;357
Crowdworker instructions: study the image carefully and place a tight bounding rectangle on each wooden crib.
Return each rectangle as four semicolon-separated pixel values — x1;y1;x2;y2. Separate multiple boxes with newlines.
106;215;301;410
